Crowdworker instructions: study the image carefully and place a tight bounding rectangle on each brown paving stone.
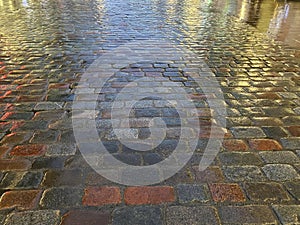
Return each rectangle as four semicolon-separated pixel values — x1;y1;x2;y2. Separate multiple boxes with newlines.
218;205;277;224
209;183;246;202
42;169;84;187
83;186;121;206
249;139;282;151
222;139;248;151
286;126;300;137
9;144;47;157
0;190;41;210
192;166;225;183
0;146;10;158
244;182;290;202
0;159;31;170
124;186;175;205
61;210;111;225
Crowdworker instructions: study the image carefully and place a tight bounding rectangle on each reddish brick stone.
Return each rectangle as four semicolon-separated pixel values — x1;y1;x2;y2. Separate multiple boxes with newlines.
209;183;246;202
223;139;248;151
61;210;111;225
0;190;41;210
0;159;31;170
124;186;175;205
10;144;47;157
286;126;300;137
256;93;281;99
192;166;225;183
82;186;121;206
249;139;282;151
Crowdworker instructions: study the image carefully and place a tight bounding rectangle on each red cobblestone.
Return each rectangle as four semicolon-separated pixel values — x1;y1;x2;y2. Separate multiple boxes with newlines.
286;126;300;137
0;190;42;210
223;139;248;151
10;144;47;157
124;186;175;205
82;186;121;206
0;159;31;170
209;183;246;202
249;139;282;151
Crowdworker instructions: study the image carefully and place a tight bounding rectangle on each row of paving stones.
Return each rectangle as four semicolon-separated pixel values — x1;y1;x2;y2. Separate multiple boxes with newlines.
1;183;299;224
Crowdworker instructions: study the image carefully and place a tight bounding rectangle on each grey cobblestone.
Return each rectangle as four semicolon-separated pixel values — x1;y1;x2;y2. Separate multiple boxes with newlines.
262;164;300;181
219;152;263;166
281;138;300;150
113;206;162;225
4;210;60;225
40;188;83;209
218;206;277;224
223;166;266;182
273;205;300;225
284;181;300;200
259;151;300;164
166;206;220;225
230;127;266;138
177;184;210;203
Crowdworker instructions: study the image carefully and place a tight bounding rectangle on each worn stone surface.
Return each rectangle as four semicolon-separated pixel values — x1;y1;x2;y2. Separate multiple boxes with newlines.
40;188;83;209
4;210;60;225
244;182;290;202
0;0;299;223
61;210;111;225
113;206;162;225
218;206;277;224
273;205;300;225
177;184;210;203
262;164;300;181
166;206;220;225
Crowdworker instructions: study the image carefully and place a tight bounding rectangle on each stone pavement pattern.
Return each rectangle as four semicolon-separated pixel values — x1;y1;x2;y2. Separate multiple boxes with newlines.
0;0;300;224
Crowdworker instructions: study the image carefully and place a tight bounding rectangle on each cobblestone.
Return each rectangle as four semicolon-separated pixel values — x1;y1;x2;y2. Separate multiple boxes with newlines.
42;169;84;187
218;152;263;165
4;210;60;225
0;190;41;210
244;182;290;202
273;205;300;225
166;206;220;225
113;206;162;225
61;210;111;225
259;151;300;164
262;164;300;181
177;184;210;203
124;186;175;205
210;183;246;203
83;186;121;206
40;188;83;209
285;181;300;200
218;206;277;224
223;166;266;182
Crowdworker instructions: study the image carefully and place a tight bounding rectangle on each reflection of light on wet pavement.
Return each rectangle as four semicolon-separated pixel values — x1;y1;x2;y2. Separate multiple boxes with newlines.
215;0;300;48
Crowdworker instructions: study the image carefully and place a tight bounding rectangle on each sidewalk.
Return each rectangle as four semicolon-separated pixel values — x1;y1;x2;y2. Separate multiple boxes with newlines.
0;0;299;224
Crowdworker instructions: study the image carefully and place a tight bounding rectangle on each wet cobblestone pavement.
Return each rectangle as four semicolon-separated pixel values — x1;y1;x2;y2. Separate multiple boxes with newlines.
0;0;300;224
